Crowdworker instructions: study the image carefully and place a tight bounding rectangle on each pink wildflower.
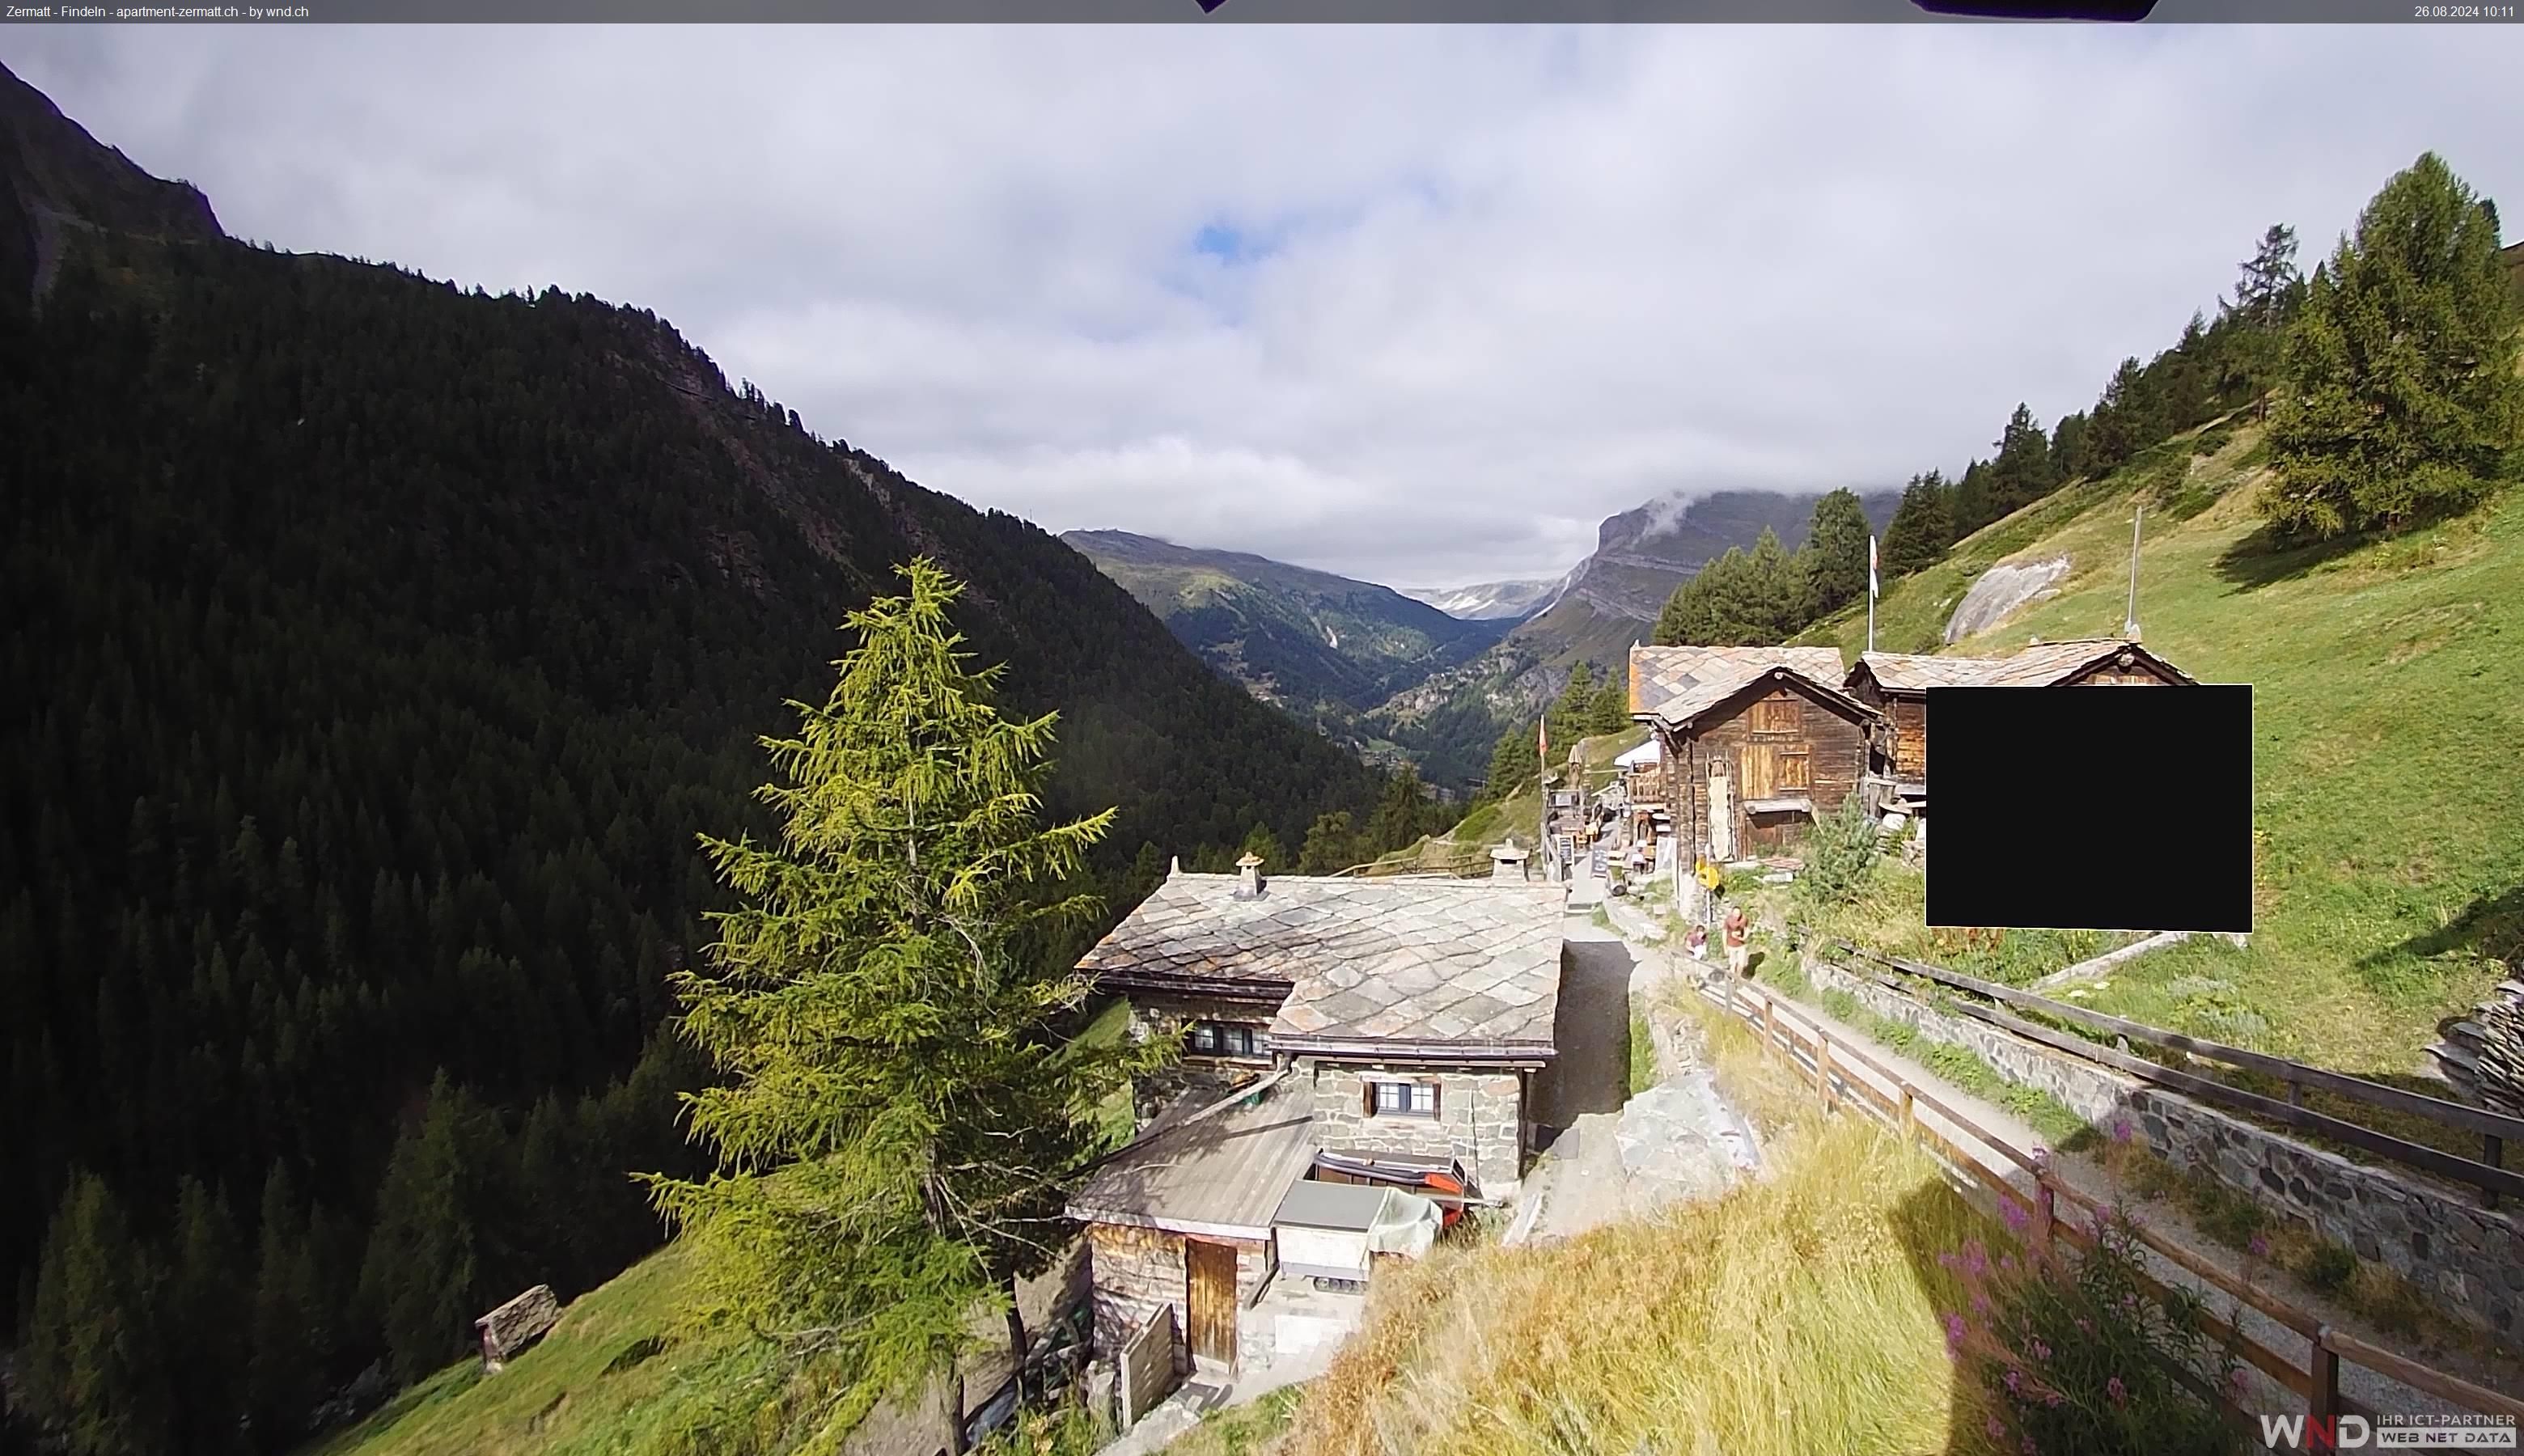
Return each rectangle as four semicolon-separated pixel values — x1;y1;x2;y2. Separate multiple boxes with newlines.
1999;1253;2018;1276
1946;1313;1968;1348
1986;1415;2005;1442
2022;1441;2037;1456
2030;1339;2051;1361
2074;1318;2092;1335
1971;1291;1993;1317
2005;1369;2022;1394
2000;1197;2030;1233
2110;1117;2133;1145
2107;1375;2128;1406
2248;1233;2271;1259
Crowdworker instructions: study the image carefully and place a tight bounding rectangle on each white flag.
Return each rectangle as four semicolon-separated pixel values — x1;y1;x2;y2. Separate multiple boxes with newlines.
1869;535;1879;598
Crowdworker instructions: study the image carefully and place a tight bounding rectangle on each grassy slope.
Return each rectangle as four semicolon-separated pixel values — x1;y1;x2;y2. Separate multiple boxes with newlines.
302;1242;754;1456
1282;1000;2003;1456
1803;423;2524;1079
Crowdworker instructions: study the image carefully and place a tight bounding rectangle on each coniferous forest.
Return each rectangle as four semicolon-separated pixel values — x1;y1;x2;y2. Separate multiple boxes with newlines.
1;71;1402;1450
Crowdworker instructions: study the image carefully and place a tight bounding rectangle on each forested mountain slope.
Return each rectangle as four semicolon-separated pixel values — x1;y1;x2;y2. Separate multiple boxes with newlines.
0;61;1385;1450
1062;528;1509;734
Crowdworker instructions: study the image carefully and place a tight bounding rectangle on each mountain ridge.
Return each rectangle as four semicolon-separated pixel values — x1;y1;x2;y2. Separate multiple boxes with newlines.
1061;527;1510;743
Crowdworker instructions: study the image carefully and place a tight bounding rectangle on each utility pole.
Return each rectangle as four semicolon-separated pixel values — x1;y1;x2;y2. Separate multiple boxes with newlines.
1867;534;1878;655
2124;506;2144;641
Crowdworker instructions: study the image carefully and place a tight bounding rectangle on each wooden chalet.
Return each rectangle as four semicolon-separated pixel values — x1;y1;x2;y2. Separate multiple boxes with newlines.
1628;645;1877;866
1844;637;2197;807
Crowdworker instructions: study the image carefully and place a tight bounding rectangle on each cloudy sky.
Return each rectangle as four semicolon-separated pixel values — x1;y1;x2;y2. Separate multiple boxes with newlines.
7;27;2519;589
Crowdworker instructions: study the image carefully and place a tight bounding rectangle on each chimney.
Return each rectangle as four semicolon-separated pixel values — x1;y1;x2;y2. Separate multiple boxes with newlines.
1234;852;1264;899
1490;842;1531;884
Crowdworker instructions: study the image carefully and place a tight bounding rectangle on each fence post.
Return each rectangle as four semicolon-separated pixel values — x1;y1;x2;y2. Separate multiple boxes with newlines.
1899;1085;1916;1145
1816;1035;1835;1110
1763;1000;1777;1061
2308;1327;2340;1424
2034;1172;2056;1255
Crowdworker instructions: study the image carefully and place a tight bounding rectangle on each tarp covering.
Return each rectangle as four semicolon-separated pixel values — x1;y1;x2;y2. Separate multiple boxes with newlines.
1614;739;1662;769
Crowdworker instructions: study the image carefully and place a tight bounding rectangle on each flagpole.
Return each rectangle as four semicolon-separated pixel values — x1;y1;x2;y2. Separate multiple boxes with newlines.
1867;534;1878;654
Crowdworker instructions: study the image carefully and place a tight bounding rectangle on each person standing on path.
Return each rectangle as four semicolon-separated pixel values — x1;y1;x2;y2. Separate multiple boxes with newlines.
1724;904;1751;979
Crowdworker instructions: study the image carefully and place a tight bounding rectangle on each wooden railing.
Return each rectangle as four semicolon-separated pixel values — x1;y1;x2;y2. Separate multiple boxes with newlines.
1827;941;2524;1208
1700;976;2524;1432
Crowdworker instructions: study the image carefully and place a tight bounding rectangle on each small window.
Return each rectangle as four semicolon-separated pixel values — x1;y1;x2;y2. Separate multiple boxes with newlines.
1777;751;1810;790
1186;1022;1260;1057
1366;1080;1439;1119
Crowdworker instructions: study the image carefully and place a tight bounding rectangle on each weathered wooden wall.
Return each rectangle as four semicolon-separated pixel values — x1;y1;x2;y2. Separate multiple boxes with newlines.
1665;684;1872;859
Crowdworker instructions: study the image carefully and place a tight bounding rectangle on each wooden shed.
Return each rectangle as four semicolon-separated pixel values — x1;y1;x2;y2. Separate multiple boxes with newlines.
1629;645;1876;864
1844;638;2196;804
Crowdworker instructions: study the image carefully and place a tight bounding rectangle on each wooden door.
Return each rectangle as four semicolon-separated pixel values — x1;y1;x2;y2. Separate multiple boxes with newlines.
1184;1239;1238;1367
1706;766;1734;861
1740;745;1777;801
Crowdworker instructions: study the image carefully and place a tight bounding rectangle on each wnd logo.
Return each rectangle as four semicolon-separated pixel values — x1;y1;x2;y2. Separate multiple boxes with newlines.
2259;1415;2370;1450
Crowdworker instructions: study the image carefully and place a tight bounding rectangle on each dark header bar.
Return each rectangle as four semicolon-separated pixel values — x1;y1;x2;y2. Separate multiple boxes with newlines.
4;0;2513;21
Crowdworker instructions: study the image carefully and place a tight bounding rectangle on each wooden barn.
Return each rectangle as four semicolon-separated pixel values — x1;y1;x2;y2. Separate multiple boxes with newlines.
1844;637;2196;808
1628;645;1878;867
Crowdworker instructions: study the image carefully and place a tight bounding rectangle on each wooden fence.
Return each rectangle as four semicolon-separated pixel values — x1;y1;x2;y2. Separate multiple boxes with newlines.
1827;941;2524;1209
1700;975;2524;1433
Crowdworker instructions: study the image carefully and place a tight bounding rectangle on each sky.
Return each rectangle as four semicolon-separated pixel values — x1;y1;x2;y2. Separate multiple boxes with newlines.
6;27;2520;590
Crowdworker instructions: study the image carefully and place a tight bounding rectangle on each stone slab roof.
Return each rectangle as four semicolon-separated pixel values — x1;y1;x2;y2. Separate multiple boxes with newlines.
1855;640;2196;693
1628;645;1861;730
1077;872;1567;1058
1066;1080;1318;1239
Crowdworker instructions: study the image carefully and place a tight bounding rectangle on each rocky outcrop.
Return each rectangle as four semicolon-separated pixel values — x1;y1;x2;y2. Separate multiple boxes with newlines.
1943;554;2071;644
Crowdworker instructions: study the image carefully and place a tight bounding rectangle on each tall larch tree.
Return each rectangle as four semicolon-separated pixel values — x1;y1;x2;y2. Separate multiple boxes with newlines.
1798;488;1873;620
642;561;1166;1445
1879;472;1953;579
2262;154;2524;540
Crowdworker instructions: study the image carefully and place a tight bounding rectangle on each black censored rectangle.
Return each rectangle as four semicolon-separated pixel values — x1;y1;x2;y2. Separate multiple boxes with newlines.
1925;684;2251;933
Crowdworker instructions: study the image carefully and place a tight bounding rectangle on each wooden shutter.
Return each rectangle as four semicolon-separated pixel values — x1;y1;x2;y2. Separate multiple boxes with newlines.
1777;751;1810;791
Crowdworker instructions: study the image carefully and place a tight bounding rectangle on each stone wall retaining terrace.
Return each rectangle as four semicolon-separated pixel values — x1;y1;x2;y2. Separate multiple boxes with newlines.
1306;1063;1526;1197
1801;951;2524;1338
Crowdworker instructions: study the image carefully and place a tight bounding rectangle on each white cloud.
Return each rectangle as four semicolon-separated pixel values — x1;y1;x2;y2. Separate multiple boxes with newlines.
8;24;2519;589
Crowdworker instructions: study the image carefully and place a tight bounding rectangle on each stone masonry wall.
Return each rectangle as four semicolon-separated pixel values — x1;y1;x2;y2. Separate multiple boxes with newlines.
1306;1062;1526;1196
1085;1223;1275;1370
1802;952;2523;1338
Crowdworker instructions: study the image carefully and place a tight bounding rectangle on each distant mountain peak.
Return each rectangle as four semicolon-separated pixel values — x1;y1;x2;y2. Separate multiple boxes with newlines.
1399;579;1560;623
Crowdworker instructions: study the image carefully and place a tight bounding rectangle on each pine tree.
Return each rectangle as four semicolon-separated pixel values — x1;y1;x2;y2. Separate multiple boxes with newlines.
1739;527;1800;642
166;1179;248;1454
1479;718;1539;805
642;561;1165;1442
1880;472;1954;579
1239;820;1285;868
2263;154;2524;540
1798;488;1872;620
1984;404;2056;519
1548;663;1599;745
361;1073;489;1384
248;1164;328;1445
2086;358;2148;474
1367;765;1434;852
2048;412;2090;485
1297;810;1364;873
1586;673;1631;734
21;1175;172;1456
1950;459;1994;539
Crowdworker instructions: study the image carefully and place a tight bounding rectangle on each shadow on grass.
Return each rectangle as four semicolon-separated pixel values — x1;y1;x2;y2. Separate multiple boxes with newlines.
2210;523;2369;593
2356;882;2524;976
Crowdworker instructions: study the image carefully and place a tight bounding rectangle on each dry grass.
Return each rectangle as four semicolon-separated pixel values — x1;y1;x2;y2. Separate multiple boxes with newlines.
1280;1103;2005;1456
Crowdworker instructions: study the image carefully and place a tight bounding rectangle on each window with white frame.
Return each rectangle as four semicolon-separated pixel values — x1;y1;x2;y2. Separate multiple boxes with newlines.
1366;1079;1439;1119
